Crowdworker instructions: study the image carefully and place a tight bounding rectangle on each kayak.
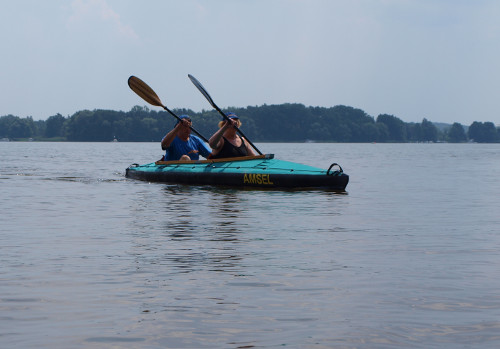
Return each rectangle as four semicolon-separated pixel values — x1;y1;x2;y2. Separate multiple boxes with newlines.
125;154;349;190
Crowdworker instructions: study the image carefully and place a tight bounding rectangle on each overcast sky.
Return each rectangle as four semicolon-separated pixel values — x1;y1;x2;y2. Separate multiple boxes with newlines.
1;0;499;125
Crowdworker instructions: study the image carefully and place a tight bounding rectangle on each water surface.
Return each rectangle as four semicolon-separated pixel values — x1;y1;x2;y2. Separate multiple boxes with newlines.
1;142;500;348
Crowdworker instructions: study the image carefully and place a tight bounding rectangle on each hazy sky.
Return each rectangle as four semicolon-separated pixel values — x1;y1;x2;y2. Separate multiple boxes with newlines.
1;0;499;125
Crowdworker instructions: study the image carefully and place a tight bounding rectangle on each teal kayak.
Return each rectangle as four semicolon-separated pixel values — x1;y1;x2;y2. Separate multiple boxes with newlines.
126;154;349;190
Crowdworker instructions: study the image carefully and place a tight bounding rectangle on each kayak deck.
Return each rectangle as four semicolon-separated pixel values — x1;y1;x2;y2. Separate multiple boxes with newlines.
126;154;349;190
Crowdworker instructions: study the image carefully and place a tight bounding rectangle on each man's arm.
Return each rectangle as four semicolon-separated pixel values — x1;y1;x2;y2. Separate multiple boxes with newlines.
161;123;181;150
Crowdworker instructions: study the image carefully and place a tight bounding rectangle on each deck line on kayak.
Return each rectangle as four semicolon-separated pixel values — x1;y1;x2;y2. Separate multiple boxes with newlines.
155;154;273;165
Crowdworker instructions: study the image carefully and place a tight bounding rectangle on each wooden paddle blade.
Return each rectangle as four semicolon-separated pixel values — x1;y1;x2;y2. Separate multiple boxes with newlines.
128;76;164;107
188;74;216;108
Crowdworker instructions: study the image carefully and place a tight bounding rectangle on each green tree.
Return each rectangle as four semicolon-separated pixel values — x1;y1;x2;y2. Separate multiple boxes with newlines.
420;118;438;142
375;122;389;142
65;110;96;141
45;113;66;138
5;103;500;144
447;123;467;143
376;114;407;142
406;123;422;142
357;122;379;142
468;121;499;143
482;122;499;142
0;115;16;137
0;115;35;139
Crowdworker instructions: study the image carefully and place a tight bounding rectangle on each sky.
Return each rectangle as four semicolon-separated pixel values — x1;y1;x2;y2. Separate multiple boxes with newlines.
1;0;499;125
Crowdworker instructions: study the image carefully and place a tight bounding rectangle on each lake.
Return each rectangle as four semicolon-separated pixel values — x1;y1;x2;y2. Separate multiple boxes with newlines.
1;142;500;348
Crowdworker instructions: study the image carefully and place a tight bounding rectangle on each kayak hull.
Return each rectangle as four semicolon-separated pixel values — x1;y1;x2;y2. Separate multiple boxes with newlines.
125;155;349;190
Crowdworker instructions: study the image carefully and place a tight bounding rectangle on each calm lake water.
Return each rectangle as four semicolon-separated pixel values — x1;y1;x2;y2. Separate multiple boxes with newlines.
1;141;500;348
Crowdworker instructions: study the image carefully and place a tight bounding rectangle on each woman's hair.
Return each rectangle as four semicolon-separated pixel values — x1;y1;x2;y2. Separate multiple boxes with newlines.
218;119;242;128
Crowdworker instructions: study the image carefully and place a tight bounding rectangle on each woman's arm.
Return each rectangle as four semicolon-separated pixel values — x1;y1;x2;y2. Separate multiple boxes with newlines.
209;122;230;150
242;138;256;156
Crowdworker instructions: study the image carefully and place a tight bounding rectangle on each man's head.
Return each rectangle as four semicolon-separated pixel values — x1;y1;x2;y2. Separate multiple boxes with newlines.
176;115;192;126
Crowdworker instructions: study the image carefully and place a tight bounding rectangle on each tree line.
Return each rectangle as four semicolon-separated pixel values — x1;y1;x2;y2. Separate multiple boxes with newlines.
1;104;499;143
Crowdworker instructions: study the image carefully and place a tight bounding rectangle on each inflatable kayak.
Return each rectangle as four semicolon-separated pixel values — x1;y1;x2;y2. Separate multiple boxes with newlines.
126;154;349;190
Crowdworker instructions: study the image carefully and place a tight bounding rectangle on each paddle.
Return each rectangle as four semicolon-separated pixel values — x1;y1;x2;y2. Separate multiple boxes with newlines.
127;76;209;143
187;74;262;155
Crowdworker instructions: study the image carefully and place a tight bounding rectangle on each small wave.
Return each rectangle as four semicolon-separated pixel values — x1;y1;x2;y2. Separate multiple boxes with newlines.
40;176;128;184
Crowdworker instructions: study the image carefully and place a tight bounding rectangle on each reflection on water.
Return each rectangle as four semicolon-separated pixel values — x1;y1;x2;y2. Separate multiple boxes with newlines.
124;178;352;328
128;185;251;275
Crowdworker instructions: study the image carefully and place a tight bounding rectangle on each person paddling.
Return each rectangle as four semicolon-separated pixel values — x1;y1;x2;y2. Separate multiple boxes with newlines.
161;115;212;161
209;112;256;159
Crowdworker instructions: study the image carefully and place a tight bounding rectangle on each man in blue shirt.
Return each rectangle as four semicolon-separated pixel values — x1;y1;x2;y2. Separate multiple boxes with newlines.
161;115;212;161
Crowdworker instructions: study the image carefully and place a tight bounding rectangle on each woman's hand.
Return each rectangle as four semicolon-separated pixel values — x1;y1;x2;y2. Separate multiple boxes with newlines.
223;119;238;129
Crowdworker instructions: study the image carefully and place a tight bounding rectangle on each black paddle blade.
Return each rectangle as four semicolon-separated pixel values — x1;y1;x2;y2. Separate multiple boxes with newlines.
188;74;262;155
188;74;216;108
128;76;164;107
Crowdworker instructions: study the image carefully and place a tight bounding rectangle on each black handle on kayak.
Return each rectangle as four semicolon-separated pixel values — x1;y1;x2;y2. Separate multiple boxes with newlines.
327;163;343;176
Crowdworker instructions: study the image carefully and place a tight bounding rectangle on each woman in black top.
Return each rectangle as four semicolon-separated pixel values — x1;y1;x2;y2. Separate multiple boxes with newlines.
209;112;256;159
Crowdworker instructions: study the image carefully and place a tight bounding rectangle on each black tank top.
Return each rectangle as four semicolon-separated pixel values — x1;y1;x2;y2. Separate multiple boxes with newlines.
212;136;248;159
